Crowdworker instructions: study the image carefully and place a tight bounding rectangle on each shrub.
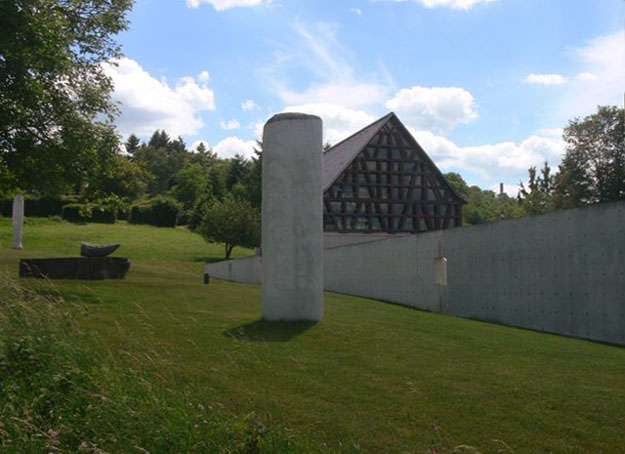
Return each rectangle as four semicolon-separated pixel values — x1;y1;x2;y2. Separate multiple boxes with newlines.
62;203;92;223
62;203;116;224
129;196;181;227
89;204;116;224
0;196;71;217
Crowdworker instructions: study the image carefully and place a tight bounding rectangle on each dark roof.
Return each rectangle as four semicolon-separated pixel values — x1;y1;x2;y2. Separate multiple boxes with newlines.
322;112;466;203
322;112;393;192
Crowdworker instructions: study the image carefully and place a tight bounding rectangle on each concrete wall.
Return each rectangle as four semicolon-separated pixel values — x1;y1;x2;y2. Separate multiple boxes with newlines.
323;232;410;249
206;201;625;346
205;256;261;285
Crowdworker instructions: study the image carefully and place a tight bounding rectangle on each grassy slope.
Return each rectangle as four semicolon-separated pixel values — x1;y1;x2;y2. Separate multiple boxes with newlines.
1;217;625;453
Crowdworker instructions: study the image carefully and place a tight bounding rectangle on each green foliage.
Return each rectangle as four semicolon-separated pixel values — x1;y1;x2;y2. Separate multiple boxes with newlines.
1;196;73;218
464;186;500;224
62;202;116;224
129;196;182;228
198;195;260;259
555;105;625;207
90;154;154;201
0;276;329;454
519;162;555;215
62;203;92;223
0;0;133;193
444;172;470;201
172;163;210;210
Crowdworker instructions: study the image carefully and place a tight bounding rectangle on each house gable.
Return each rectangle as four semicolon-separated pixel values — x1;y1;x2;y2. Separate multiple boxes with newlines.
323;113;465;233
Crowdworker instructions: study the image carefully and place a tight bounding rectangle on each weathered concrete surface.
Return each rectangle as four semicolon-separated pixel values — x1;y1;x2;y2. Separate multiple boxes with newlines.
208;201;625;345
323;232;410;249
325;200;625;345
12;193;24;250
204;256;261;285
261;113;324;321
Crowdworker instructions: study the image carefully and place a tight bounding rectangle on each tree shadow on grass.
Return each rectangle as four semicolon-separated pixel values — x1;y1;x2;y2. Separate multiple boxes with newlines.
223;319;317;342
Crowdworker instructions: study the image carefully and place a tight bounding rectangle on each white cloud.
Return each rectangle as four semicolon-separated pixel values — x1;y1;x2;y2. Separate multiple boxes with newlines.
186;0;263;11
385;85;478;134
565;31;625;114
214;136;257;159
220;119;241;130
574;71;596;81
268;22;389;111
350;7;362;15
522;73;567;85
253;121;264;138
537;128;563;138
383;0;498;10
280;82;388;109
410;128;564;181
198;71;210;82
282;103;375;145
103;58;215;137
241;99;259;111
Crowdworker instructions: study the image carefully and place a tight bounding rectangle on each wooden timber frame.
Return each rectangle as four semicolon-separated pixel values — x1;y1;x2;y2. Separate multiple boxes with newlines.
323;113;466;234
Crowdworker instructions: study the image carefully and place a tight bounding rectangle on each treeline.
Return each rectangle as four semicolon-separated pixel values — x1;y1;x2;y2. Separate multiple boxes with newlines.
446;105;625;224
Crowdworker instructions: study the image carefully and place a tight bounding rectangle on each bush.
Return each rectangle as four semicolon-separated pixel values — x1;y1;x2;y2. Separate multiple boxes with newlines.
62;203;116;224
89;204;116;224
62;203;91;223
0;196;72;217
129;196;181;227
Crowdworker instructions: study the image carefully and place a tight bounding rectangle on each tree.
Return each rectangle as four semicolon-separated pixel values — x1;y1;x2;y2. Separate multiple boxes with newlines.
554;105;625;207
0;0;133;194
172;163;209;210
226;154;250;191
125;134;141;155
519;161;555;215
444;172;470;201
198;195;260;259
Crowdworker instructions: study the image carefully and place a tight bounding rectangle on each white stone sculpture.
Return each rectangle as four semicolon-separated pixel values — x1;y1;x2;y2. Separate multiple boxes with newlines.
12;193;24;250
261;113;324;321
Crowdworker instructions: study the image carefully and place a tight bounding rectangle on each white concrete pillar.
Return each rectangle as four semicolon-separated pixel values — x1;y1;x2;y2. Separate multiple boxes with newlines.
262;113;323;321
12;193;24;250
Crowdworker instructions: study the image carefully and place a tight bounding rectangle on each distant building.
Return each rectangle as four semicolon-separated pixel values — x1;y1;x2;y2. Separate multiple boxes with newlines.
322;113;465;246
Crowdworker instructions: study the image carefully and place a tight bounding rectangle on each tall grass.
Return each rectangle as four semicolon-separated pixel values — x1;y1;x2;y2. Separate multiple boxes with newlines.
0;275;340;454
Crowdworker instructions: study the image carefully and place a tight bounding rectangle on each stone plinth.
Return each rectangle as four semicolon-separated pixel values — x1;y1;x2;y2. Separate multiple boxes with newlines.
19;257;130;280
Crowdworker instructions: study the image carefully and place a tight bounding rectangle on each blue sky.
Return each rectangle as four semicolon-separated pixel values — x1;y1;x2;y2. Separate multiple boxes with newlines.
105;0;624;193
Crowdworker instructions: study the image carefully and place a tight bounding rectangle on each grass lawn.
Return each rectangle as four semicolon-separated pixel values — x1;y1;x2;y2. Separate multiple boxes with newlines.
1;217;625;453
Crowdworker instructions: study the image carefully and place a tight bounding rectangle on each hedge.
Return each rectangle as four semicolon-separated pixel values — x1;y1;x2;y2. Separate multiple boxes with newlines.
128;197;181;228
62;203;116;224
0;197;73;217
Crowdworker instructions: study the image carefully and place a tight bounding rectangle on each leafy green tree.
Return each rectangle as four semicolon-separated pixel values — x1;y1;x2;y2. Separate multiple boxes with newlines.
198;195;260;259
519;161;555;215
0;0;132;194
464;186;500;225
93;155;153;201
554;105;625;207
444;172;470;201
246;141;263;209
226;154;250;191
172;163;209;210
134;130;190;194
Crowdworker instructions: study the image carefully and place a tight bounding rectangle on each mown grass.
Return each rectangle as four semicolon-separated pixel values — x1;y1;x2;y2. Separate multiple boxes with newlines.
1;216;625;453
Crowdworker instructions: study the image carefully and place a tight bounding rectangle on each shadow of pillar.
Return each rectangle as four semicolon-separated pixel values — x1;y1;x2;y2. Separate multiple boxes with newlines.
222;320;318;342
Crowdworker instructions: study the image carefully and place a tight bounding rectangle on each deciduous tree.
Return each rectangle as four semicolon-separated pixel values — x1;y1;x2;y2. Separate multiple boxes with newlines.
198;195;260;259
0;0;133;193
